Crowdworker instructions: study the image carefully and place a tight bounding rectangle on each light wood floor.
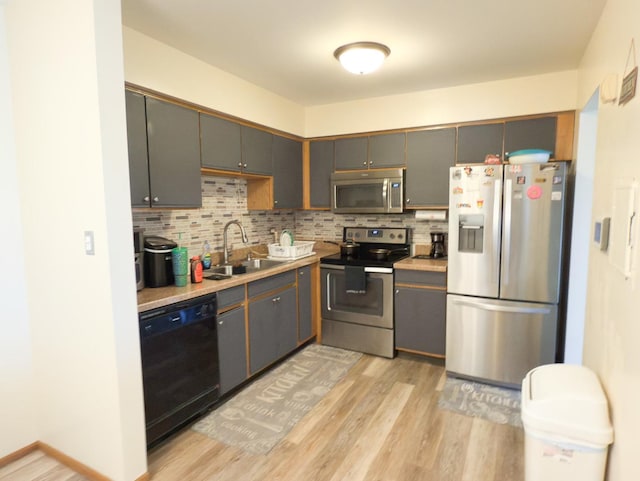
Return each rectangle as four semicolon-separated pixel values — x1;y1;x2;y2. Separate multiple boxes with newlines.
3;353;524;481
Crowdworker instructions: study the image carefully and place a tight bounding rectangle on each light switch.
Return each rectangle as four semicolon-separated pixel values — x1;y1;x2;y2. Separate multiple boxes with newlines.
84;230;95;256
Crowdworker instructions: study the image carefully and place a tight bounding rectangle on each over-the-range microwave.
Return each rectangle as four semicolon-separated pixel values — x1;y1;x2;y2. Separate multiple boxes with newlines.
331;168;404;214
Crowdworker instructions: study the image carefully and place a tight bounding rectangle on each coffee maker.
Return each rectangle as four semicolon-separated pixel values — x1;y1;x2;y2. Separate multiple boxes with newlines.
429;231;447;258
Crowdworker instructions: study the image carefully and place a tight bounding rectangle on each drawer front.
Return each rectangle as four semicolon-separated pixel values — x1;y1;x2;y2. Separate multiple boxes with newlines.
248;270;296;298
395;269;446;287
217;285;245;310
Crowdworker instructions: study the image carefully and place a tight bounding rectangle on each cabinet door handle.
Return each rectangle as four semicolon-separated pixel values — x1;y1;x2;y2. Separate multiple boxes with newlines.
369;161;373;165
243;163;248;169
363;161;367;166
274;200;278;204
395;289;399;294
237;162;243;168
218;320;224;326
153;196;159;203
406;198;411;204
143;196;150;202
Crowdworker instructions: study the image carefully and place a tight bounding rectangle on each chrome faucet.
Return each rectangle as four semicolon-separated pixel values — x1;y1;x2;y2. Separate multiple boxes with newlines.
223;220;249;264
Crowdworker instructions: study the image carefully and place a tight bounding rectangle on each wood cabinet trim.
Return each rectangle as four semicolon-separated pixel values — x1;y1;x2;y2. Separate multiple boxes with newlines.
395;283;447;291
396;347;446;359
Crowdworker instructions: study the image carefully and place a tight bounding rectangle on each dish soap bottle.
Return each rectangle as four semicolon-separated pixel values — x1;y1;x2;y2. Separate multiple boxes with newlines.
202;240;212;269
191;256;203;283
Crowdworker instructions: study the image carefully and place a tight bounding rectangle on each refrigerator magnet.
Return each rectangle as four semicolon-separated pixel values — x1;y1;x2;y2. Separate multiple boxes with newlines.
517;176;526;185
527;185;542;200
452;186;463;195
551;191;562;201
484;167;495;177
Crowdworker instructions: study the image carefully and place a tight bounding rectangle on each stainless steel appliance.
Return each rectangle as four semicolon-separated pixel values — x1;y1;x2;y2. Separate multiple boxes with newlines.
144;236;177;288
134;227;145;290
321;227;410;358
331;169;404;214
446;162;567;387
139;293;220;447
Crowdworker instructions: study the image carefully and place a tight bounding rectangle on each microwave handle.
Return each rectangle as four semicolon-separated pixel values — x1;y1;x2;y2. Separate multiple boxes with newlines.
383;178;389;210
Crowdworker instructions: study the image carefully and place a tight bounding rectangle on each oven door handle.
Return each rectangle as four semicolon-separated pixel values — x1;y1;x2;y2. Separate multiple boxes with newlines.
320;264;393;274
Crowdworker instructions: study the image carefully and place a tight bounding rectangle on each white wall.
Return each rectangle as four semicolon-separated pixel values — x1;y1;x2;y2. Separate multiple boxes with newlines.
123;26;579;139
123;26;306;136
5;0;147;479
0;3;37;456
576;0;640;479
305;70;579;137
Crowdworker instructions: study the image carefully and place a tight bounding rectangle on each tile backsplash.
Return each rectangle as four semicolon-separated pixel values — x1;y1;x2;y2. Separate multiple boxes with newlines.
132;175;448;259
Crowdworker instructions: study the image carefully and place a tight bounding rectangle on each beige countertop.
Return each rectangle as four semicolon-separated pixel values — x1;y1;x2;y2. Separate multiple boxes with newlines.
393;256;447;273
137;243;339;312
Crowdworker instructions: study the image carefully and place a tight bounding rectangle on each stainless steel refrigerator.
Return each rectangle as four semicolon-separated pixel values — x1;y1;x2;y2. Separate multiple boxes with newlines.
446;162;567;387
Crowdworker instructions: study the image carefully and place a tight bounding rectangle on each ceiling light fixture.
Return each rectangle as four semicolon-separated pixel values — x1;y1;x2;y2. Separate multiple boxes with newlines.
333;41;391;75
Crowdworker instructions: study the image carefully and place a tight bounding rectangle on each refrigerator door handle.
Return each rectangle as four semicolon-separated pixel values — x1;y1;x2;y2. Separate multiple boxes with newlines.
502;178;512;285
450;297;552;315
492;179;502;284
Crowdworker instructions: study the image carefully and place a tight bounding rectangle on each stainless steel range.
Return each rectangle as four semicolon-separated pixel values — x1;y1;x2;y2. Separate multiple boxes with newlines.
321;227;410;358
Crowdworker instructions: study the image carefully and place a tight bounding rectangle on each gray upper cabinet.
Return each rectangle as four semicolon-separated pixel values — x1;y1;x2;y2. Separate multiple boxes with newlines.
309;140;334;208
504;117;557;157
126;94;202;208
457;123;504;164
369;132;406;168
200;114;242;172
272;136;303;209
334;137;368;170
125;91;151;208
405;128;456;207
241;125;273;175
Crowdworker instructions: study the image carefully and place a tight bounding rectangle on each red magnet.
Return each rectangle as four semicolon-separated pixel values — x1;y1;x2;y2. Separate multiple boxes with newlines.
527;185;542;200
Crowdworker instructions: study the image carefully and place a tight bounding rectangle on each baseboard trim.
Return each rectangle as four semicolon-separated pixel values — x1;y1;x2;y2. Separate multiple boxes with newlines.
1;441;150;481
0;442;39;468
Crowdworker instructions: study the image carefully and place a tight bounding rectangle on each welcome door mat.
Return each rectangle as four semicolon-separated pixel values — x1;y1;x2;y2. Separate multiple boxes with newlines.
438;377;522;428
192;344;362;455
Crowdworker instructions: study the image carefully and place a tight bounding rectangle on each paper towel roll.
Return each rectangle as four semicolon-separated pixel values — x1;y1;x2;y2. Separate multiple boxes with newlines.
414;210;447;221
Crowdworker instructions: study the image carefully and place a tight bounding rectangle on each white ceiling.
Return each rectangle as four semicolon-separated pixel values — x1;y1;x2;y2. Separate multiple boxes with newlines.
121;0;606;106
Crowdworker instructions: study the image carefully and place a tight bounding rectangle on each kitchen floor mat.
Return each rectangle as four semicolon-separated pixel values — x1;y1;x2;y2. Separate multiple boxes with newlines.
438;376;522;428
192;344;362;455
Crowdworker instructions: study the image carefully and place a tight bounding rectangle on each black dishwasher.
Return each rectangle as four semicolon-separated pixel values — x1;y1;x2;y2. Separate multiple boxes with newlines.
139;293;220;447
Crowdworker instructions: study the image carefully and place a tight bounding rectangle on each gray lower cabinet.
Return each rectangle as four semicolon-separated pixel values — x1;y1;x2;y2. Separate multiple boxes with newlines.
405;128;456;207
334;137;368;170
249;286;297;374
309;140;334;208
272;136;303;209
457;123;504;164
217;306;247;394
394;270;446;357
297;266;312;341
241;125;273;175
125;91;202;208
200;113;242;172
504;117;557;156
369;132;406;168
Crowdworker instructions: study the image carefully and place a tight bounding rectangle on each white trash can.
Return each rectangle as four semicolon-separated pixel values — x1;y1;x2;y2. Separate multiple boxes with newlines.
521;364;613;481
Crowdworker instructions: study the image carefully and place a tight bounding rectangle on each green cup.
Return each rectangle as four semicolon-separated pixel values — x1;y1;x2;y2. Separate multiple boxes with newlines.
171;247;188;276
174;274;188;287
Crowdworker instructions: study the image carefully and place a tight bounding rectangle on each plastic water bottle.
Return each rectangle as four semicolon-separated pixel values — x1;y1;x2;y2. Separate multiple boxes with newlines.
202;240;212;269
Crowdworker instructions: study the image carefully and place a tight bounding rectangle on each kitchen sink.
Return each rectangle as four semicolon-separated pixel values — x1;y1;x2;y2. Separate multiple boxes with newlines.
241;258;285;270
204;258;286;280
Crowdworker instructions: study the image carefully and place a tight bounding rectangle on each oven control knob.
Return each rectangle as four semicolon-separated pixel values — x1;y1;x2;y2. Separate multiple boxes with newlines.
390;233;395;239
355;232;361;238
398;233;403;239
